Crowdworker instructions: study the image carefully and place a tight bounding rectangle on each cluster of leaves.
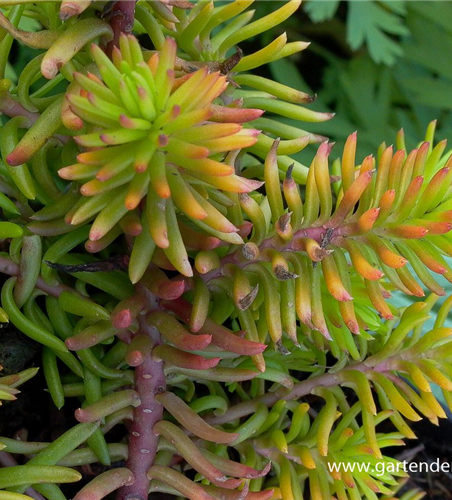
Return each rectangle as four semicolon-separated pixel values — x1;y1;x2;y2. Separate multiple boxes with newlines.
304;0;410;66
0;2;450;500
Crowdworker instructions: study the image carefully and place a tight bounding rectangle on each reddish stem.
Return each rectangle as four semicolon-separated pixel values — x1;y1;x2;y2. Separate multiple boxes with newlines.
117;313;165;500
0;91;40;123
198;225;337;286
0;255;71;297
206;358;391;426
107;0;137;53
0;90;70;144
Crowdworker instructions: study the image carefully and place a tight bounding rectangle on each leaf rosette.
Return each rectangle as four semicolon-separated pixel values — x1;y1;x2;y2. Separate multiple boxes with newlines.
61;34;263;279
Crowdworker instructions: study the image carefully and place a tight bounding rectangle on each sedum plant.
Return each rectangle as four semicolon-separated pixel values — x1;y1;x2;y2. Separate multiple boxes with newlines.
0;1;450;500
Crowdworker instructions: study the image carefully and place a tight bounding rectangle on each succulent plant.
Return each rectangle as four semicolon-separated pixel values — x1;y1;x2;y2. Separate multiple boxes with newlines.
58;34;263;279
0;2;449;500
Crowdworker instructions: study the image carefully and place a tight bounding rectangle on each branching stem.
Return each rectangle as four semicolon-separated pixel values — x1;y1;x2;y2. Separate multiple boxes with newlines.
107;0;137;53
207;358;391;425
117;303;165;500
193;224;348;287
0;92;40;122
0;255;70;297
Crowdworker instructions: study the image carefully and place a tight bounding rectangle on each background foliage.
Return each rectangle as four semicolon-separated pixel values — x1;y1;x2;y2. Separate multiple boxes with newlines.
249;1;452;160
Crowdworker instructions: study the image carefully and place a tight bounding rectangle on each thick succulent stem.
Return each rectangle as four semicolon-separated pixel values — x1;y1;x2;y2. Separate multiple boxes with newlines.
194;224;348;287
117;311;165;500
107;0;137;53
0;90;70;145
0;93;39;122
207;357;392;425
0;255;70;297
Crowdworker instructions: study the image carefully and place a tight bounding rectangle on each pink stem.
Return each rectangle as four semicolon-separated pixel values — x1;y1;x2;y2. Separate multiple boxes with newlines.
187;224;347;288
0;255;70;297
0;92;40;123
107;0;137;53
0;451;19;467
117;312;165;500
207;358;391;426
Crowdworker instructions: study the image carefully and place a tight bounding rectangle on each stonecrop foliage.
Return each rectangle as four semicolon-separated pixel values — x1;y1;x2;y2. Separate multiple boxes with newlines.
0;2;450;500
